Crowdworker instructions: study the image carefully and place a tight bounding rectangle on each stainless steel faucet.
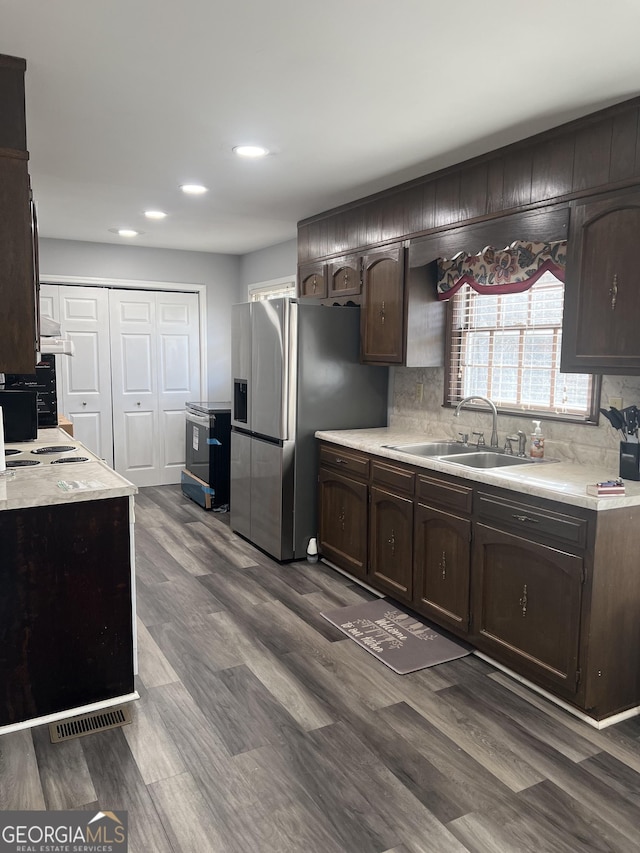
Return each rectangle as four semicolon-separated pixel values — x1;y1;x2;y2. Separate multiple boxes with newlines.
454;395;499;448
504;429;528;455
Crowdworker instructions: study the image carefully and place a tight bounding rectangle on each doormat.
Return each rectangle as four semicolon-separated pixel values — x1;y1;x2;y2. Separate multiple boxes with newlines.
321;598;471;674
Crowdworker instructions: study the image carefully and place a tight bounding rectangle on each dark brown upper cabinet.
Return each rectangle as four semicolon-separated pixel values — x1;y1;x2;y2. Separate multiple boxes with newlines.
361;243;445;367
328;254;361;298
298;260;327;299
0;54;38;374
361;244;405;364
0;54;27;150
561;189;640;374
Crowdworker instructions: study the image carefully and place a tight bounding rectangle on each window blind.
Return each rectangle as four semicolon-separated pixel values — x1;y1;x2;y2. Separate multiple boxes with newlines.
446;271;594;418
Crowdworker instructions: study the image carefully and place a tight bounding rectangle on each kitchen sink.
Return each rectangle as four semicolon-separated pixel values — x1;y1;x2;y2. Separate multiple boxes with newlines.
437;451;536;468
385;441;480;457
385;441;557;469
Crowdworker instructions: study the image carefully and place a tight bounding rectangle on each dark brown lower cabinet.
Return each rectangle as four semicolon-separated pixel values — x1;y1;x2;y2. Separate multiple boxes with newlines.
318;467;368;580
471;523;583;700
316;441;640;721
369;486;413;601
413;503;471;634
0;497;134;728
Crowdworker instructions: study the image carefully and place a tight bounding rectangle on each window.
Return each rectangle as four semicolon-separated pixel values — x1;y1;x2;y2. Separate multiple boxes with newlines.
445;270;600;421
248;278;295;302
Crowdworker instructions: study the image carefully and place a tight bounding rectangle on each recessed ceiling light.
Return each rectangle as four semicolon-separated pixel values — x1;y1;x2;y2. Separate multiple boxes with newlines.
109;228;142;237
144;210;167;219
180;184;208;195
233;145;269;158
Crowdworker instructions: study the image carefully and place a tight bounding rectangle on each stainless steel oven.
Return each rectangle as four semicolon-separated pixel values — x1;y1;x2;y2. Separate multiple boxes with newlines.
184;402;231;509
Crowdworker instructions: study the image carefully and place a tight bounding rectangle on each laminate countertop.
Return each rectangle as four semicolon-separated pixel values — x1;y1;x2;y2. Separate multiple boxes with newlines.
0;427;137;511
316;427;640;511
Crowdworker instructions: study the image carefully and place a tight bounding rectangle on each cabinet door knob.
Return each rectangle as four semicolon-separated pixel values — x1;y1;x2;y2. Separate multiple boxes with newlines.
519;583;528;617
440;550;447;580
609;273;618;311
82;401;87;406
136;401;141;406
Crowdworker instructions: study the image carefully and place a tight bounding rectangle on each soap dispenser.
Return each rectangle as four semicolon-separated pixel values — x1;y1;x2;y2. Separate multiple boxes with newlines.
530;420;545;459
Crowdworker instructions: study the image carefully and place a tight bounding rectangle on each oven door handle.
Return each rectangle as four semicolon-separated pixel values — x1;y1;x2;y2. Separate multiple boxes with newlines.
186;411;211;427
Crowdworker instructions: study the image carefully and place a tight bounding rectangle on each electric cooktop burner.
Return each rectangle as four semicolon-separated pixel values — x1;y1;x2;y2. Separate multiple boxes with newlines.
6;459;41;468
30;445;77;455
50;457;89;464
4;448;21;456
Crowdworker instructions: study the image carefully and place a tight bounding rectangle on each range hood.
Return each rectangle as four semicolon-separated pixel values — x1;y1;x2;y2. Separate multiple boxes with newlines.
39;337;75;356
39;314;75;356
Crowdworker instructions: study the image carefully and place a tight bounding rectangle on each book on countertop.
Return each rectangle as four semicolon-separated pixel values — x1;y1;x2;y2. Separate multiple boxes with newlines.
586;480;626;496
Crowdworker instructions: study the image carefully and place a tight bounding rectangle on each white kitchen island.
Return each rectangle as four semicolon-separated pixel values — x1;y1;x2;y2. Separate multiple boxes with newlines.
0;429;138;734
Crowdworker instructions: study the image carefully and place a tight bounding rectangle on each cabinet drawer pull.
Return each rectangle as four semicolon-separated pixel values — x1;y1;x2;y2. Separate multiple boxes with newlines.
334;457;348;464
609;273;618;311
512;514;539;524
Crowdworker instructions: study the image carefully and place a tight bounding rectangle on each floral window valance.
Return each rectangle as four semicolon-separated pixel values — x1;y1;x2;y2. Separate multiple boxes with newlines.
436;239;566;300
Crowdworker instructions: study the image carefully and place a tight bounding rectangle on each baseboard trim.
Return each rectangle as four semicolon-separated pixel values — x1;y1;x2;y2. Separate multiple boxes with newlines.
475;652;640;730
320;557;384;598
0;692;140;737
318;557;640;729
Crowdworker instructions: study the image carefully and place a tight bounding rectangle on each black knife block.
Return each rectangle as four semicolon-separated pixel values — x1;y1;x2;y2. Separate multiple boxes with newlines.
619;442;640;481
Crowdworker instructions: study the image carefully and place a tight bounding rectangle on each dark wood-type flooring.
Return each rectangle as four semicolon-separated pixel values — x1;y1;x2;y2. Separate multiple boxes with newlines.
3;485;640;852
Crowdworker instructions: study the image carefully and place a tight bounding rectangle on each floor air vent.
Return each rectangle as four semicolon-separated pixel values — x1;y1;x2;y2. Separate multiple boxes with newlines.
49;705;133;743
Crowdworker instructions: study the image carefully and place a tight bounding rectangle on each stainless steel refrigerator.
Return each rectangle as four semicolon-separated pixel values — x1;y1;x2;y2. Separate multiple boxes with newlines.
230;298;388;561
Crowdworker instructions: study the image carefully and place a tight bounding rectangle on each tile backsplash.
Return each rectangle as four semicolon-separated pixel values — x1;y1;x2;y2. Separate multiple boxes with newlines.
390;367;640;471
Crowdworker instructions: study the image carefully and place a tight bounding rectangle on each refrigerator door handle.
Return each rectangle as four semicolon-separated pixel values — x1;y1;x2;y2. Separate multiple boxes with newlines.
251;299;290;441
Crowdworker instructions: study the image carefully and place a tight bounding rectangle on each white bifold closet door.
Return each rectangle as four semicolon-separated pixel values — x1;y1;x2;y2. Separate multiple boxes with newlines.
40;284;114;467
109;289;200;487
39;284;200;486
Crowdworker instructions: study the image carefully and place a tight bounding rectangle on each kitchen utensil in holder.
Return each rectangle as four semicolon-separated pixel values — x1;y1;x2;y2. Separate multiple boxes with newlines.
619;441;640;481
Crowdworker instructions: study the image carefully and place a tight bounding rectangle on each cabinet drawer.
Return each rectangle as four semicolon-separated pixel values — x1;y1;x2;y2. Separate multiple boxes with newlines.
476;492;587;549
416;474;473;515
372;460;415;496
319;445;369;479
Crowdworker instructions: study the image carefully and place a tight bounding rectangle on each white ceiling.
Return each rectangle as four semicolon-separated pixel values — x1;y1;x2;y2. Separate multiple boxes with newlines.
2;0;640;255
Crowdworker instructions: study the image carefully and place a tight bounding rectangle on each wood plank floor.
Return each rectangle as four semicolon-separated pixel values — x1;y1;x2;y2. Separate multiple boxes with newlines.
3;484;640;852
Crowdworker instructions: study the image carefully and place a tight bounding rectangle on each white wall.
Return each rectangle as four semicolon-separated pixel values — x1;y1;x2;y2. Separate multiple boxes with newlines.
39;238;242;400
239;238;297;294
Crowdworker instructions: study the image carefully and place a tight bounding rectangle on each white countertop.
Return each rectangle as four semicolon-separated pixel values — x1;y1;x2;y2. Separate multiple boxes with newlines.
0;427;137;511
316;427;640;511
